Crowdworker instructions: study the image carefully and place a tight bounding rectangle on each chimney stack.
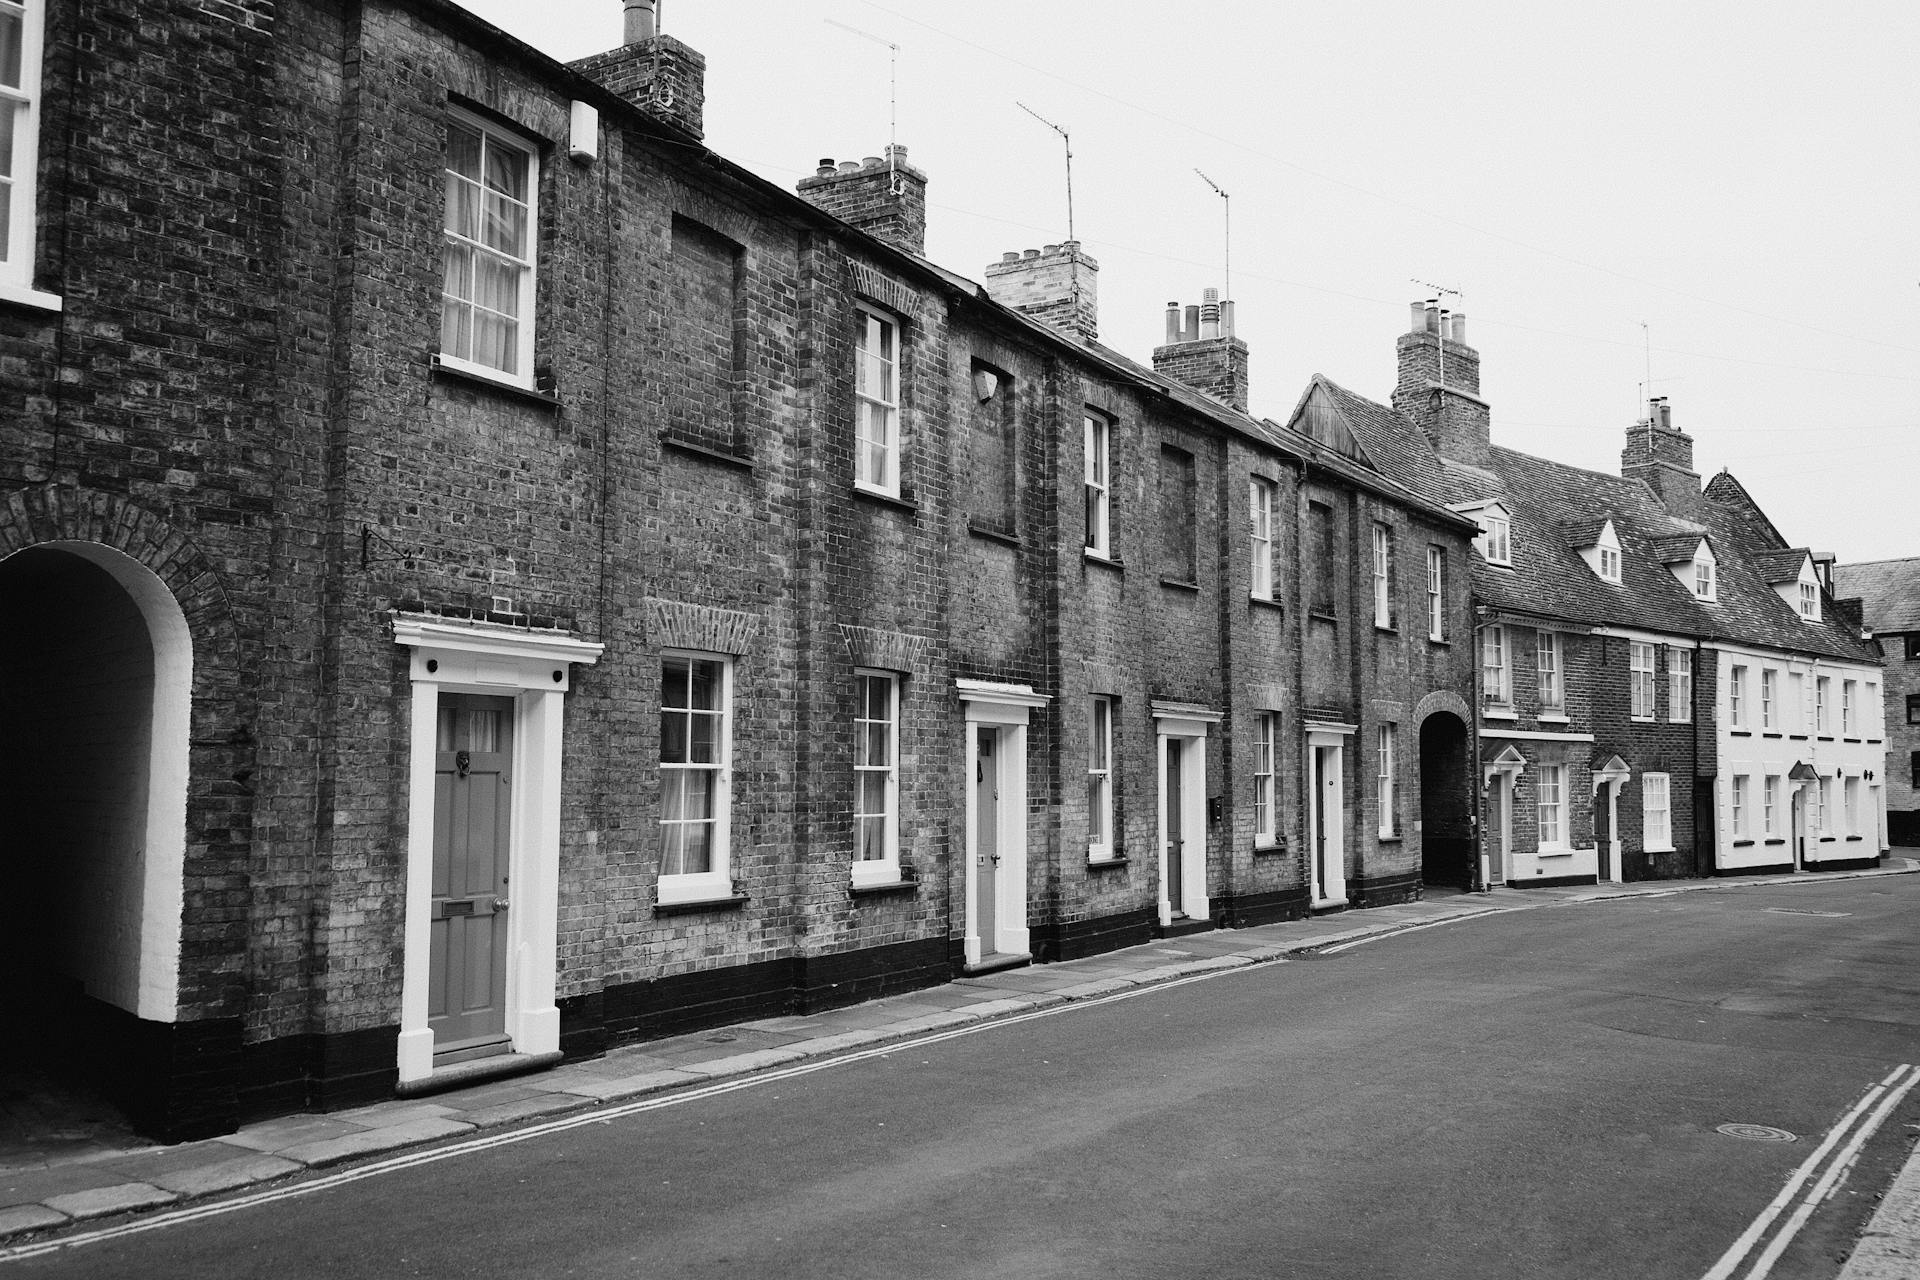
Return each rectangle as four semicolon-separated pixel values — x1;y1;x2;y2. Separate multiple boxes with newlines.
795;146;929;256
1392;299;1489;464
569;2;706;139
1621;396;1701;508
1151;286;1250;412
983;241;1100;342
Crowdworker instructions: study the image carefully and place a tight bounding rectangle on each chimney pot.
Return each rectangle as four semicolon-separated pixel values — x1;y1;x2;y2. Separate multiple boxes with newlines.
1200;290;1221;340
885;143;908;164
1002;251;1022;264
1221;299;1236;338
838;160;860;174
1023;248;1041;260
1183;304;1201;343
1409;301;1427;334
623;0;657;43
817;158;836;176
862;155;882;168
1164;302;1181;345
1450;312;1467;345
1425;304;1441;334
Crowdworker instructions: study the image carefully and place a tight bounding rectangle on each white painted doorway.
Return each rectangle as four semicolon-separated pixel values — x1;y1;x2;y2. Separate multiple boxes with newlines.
958;680;1048;968
1306;723;1354;908
1152;703;1219;928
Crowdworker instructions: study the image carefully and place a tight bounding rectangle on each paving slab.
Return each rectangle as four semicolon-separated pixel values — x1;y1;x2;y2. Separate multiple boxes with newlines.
330;1100;460;1126
275;1116;475;1168
41;1181;176;1220
458;1094;591;1129
674;1048;807;1078
553;1069;706;1102
0;1204;67;1235
219;1115;369;1155
0;1162;132;1207
148;1153;302;1199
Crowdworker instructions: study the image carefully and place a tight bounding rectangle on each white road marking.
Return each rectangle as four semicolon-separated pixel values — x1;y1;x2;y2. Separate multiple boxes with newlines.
1700;1063;1920;1280
1316;906;1532;954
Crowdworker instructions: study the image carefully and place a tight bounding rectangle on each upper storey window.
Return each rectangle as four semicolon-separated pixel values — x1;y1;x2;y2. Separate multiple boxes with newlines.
1084;412;1111;556
854;306;902;496
1694;558;1715;601
1452;500;1513;568
1799;580;1819;620
0;0;53;308
441;110;537;384
1248;478;1275;600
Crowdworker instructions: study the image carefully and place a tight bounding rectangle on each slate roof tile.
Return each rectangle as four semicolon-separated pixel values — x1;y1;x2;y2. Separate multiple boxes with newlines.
1833;557;1920;633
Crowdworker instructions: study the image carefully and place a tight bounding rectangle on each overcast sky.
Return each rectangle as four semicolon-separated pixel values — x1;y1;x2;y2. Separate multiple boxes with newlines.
460;0;1919;566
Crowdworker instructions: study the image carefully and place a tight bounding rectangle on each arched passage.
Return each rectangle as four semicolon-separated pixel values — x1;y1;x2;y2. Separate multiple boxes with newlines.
0;542;190;1099
1418;710;1474;889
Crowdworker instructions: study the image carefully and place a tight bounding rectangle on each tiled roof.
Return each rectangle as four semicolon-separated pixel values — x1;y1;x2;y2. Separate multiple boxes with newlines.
1648;534;1704;564
1559;517;1610;548
1834;557;1920;632
1751;549;1811;584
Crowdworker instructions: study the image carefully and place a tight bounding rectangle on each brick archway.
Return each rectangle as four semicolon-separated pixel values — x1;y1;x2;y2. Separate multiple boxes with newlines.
1414;691;1476;889
0;484;248;1140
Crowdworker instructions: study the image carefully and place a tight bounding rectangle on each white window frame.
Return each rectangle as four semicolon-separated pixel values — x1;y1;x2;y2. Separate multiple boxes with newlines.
0;0;55;309
1084;412;1111;557
657;652;733;905
1598;545;1620;583
1482;625;1510;708
1376;722;1397;838
1253;711;1277;847
1763;775;1778;836
1248;478;1274;600
1865;683;1879;737
1630;642;1656;720
440;107;537;386
1537;631;1563;712
1087;696;1115;861
854;306;902;496
1426;546;1444;641
1842;680;1855;735
1694;558;1716;601
1483;512;1512;566
1844;775;1860;835
1732;775;1748;839
1799;580;1819;619
1668;647;1693;723
1761;669;1775;731
1816;676;1830;734
1812;775;1827;835
852;670;901;885
1643;772;1672;852
1537;763;1565;850
1789;670;1806;734
1730;664;1747;729
1372;523;1393;628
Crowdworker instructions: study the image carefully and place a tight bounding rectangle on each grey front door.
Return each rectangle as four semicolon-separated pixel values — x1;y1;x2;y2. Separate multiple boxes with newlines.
975;728;999;954
431;693;514;1055
1167;740;1185;915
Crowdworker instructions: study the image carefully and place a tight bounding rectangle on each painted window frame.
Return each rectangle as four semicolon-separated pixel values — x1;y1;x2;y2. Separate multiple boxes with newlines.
1907;693;1920;726
1084;411;1111;556
0;0;54;308
657;652;733;905
1253;711;1277;847
1598;545;1621;583
1730;664;1747;729
1248;477;1275;600
1643;772;1673;851
1762;775;1778;837
1087;695;1115;862
1694;558;1716;602
1732;775;1748;839
1537;763;1566;850
1841;680;1855;735
852;669;902;885
1816;676;1830;734
1668;647;1693;723
1483;512;1512;567
440;106;538;387
1482;625;1511;709
1371;523;1394;629
1376;722;1397;838
1812;775;1827;835
1844;775;1860;835
1426;546;1445;641
1630;641;1656;720
1798;580;1819;620
1760;669;1776;731
1537;631;1563;712
854;305;903;496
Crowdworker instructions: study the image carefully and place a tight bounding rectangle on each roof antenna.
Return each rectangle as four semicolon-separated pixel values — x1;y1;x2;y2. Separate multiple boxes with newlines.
1411;277;1462;390
1016;102;1075;245
649;0;672;110
824;18;904;197
1194;169;1230;310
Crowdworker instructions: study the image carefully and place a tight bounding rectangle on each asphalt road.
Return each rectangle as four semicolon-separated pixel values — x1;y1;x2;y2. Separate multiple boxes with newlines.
12;876;1919;1279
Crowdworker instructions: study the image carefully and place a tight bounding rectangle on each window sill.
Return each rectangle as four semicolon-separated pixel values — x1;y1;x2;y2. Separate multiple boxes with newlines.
968;522;1021;548
1730;730;1752;737
1427;636;1450;647
1669;718;1694;725
1084;549;1124;571
849;877;919;898
852;484;918;514
1630;715;1657;724
1843;738;1862;744
0;280;63;313
1373;622;1397;634
1538;712;1570;724
1159;576;1200;593
1867;738;1883;745
1249;594;1284;612
1731;839;1755;848
1087;854;1129;870
654;892;750;916
660;434;754;472
1763;732;1783;739
1817;736;1835;742
1818;836;1837;844
1643;844;1676;855
1308;608;1339;623
1482;706;1517;721
1252;841;1290;857
432;356;561;408
1764;838;1786;846
1377;832;1402;844
1844;835;1865;843
1789;734;1809;740
1536;847;1575;859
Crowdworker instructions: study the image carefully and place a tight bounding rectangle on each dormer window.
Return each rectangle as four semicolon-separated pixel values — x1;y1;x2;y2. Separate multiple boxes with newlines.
1578;518;1623;584
1694;560;1714;600
1599;546;1620;582
1485;513;1511;566
1798;580;1818;619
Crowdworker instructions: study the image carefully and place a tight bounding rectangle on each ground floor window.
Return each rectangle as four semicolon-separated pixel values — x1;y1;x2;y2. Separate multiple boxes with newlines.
853;670;900;883
1537;763;1565;848
1642;772;1671;850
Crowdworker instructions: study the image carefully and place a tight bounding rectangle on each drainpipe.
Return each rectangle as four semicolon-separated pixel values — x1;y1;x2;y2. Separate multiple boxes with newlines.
1470;602;1488;892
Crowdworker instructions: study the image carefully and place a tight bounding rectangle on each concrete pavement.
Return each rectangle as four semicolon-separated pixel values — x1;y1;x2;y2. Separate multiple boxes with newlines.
3;857;1916;1263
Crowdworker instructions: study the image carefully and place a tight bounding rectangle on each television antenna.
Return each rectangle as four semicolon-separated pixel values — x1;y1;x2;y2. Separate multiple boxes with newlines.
824;18;904;196
1194;169;1230;305
1411;278;1462;389
1016;101;1074;244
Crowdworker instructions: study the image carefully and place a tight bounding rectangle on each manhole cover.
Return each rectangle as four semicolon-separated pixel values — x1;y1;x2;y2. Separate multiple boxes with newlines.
1717;1123;1797;1143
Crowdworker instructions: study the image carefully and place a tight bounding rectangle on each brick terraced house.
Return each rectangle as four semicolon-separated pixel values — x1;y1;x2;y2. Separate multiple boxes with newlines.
0;0;1480;1141
1358;302;1885;886
1829;558;1918;847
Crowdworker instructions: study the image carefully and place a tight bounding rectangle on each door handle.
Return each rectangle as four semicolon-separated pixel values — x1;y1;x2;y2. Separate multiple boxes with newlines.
493;897;510;911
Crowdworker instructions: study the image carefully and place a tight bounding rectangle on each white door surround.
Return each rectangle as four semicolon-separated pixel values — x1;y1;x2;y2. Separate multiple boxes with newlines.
392;615;602;1087
1154;701;1222;927
957;680;1048;967
1306;721;1355;907
1483;744;1527;887
1591;755;1630;885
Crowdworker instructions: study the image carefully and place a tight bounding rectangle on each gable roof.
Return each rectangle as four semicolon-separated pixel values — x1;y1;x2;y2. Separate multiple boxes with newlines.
1752;549;1812;584
1833;556;1920;632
